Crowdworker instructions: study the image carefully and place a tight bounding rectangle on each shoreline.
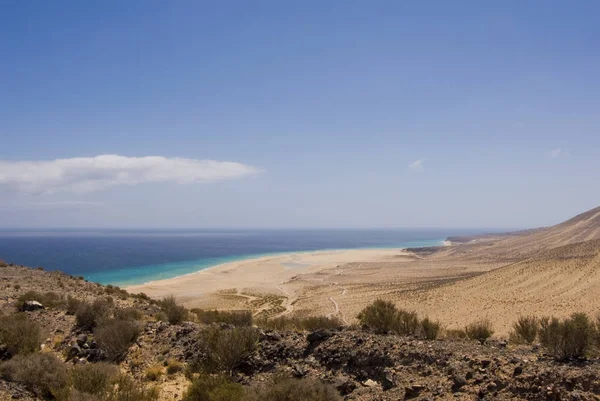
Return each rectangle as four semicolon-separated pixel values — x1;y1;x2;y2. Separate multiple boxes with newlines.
111;239;445;287
124;247;416;303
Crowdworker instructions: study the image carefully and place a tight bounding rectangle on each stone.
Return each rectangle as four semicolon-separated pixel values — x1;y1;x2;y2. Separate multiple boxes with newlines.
404;384;425;399
363;379;379;388
452;375;467;391
21;300;43;311
76;334;88;347
307;329;332;344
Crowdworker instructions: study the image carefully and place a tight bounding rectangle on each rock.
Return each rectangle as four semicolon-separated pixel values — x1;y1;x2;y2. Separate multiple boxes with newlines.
480;359;491;368
76;334;88;347
362;379;379;388
21;300;43;311
333;375;356;395
307;329;332;344
452;374;467;391
291;364;306;378
513;366;523;376
68;343;82;360
404;384;425;399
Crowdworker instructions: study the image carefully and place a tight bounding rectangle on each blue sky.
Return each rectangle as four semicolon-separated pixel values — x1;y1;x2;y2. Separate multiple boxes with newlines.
1;1;599;229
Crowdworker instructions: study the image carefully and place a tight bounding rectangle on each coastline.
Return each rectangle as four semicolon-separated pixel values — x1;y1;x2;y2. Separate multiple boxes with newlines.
124;247;415;304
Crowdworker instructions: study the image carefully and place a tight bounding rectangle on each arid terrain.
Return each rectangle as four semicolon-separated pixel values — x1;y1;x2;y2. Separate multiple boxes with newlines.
130;206;600;335
1;206;600;401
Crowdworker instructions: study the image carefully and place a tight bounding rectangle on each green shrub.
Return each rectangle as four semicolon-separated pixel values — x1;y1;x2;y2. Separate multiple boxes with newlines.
419;317;441;340
94;318;141;362
0;313;42;357
357;299;400;334
465;319;494;343
193;326;259;376
510;316;539;344
76;298;112;330
159;295;188;325
246;376;342;401
0;353;68;398
71;362;118;396
539;313;595;360
192;309;253;326
183;374;244;401
357;299;418;335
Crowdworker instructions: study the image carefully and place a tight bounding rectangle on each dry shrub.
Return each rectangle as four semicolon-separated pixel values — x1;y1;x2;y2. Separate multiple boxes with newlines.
166;359;184;374
192;309;253;326
246;376;342;401
76;298;113;330
419;317;441;340
105;374;159;401
194;326;259;375
357;299;418;335
17;290;64;310
465;319;494;343
0;313;42;356
71;362;119;397
257;315;342;331
445;329;467;339
144;365;164;381
159;295;188;325
183;374;244;401
94;318;141;362
539;313;595;360
0;353;68;398
510;316;539;344
115;307;144;321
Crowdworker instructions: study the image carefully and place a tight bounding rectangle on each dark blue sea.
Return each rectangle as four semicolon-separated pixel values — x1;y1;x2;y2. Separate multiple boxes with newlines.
0;229;482;286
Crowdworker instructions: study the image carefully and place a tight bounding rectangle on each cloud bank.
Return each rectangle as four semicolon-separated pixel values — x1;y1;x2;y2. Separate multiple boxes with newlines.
0;155;261;194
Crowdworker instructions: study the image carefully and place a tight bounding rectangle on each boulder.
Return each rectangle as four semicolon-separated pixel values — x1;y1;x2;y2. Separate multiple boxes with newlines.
21;300;43;311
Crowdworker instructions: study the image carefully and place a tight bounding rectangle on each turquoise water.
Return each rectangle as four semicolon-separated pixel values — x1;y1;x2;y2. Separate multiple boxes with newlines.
0;230;478;286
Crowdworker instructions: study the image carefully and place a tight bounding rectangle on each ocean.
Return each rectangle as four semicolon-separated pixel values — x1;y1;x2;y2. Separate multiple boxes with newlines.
0;229;481;286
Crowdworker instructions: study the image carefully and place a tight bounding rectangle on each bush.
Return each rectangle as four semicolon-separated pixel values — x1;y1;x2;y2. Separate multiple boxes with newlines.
193;326;259;375
357;299;400;334
0;353;68;398
419;317;441;340
246;376;342;401
0;313;42;357
115;307;144;321
76;298;112;330
445;329;467;339
465;319;494;343
71;362;118;396
256;315;342;331
166;359;184;374
510;316;539;344
16;290;64;310
159;295;188;325
94;318;141;362
539;313;595;360
144;365;163;381
357;299;418;335
66;296;83;315
105;374;159;401
183;374;244;401
192;309;253;326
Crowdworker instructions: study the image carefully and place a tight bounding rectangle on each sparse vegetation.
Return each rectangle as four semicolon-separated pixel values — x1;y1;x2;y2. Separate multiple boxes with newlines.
510;316;539;344
159;295;188;325
144;365;164;381
183;374;245;401
192;309;253;326
70;362;119;397
419;317;441;340
245;376;342;401
0;353;68;398
76;298;113;330
105;374;159;401
256;315;342;331
0;313;43;356
465;319;494;343
539;313;595;360
357;299;420;335
94;318;141;362
193;326;259;376
16;290;64;310
166;359;184;374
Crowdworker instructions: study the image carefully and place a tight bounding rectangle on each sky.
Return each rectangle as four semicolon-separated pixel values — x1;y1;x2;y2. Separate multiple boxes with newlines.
1;1;599;229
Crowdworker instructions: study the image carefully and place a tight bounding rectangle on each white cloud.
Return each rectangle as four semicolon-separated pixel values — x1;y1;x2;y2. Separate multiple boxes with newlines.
0;155;262;194
547;148;563;159
408;159;425;172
